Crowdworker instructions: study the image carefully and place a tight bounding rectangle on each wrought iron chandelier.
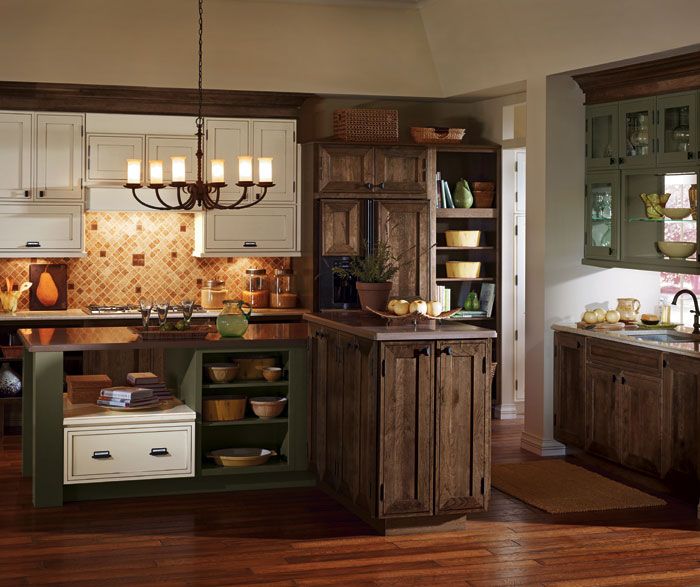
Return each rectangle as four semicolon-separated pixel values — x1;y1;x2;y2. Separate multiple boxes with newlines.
124;0;274;210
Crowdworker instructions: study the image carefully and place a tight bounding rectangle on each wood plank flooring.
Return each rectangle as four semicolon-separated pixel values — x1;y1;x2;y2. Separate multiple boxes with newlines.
1;418;699;586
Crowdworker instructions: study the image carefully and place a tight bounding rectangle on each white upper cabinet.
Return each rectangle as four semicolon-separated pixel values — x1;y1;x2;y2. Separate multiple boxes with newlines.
35;113;84;200
0;112;32;200
205;119;250;202
87;134;144;183
146;135;198;183
252;120;296;203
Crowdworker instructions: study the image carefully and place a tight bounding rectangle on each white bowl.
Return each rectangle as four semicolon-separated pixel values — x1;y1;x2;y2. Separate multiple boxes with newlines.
663;208;691;220
657;241;696;259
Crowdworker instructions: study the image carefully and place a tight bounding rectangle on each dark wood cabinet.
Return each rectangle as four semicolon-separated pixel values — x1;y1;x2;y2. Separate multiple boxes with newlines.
339;333;360;502
374;147;427;194
320;199;361;256
318;145;374;193
309;327;329;480
585;363;620;462
435;341;489;514
323;329;342;490
379;342;434;518
553;332;586;448
377;200;432;299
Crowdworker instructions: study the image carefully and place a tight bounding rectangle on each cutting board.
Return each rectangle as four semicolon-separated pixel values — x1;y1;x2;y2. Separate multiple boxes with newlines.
576;321;626;331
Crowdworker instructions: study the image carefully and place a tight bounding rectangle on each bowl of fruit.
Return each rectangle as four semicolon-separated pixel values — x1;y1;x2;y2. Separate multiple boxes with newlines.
366;297;461;324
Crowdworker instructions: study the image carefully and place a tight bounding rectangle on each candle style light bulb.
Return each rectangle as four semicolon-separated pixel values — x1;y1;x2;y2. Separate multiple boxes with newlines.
149;160;163;185
211;159;225;183
171;156;186;183
258;157;273;183
238;156;253;182
127;159;142;185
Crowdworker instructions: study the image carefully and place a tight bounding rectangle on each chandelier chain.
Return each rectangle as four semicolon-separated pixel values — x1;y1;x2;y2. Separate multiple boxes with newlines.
198;0;204;125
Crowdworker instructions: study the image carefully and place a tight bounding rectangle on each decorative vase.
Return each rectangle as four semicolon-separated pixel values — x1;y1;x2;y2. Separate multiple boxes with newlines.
639;193;671;219
452;178;473;208
216;300;252;337
0;363;21;397
355;282;393;312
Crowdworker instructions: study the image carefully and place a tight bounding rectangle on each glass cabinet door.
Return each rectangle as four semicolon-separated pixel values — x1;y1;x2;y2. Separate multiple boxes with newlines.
618;98;656;168
585;172;619;260
586;104;619;169
657;92;697;165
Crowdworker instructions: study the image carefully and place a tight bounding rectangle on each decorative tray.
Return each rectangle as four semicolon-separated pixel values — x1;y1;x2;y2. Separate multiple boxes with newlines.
575;321;626;331
130;324;214;340
367;306;462;324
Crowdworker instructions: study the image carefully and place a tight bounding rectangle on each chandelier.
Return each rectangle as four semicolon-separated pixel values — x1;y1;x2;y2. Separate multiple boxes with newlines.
123;0;274;210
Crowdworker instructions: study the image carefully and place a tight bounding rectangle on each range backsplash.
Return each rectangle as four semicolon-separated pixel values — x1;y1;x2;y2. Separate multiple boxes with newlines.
0;212;290;311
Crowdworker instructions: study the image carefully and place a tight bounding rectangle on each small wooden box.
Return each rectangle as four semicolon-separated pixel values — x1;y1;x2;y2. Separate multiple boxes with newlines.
66;374;112;405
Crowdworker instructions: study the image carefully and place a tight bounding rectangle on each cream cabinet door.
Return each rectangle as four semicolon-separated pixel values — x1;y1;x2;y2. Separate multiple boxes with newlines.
194;205;297;256
252;120;296;203
0;203;83;256
205;119;250;202
146;135;198;183
86;134;144;183
35;113;84;200
0;112;33;200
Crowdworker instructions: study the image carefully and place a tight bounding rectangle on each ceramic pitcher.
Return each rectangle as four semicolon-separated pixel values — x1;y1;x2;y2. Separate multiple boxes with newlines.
616;297;641;323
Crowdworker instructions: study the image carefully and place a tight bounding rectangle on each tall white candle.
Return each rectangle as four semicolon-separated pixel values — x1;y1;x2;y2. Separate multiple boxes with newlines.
258;157;273;183
171;156;186;183
211;159;225;183
127;159;141;184
238;156;253;182
149;160;163;185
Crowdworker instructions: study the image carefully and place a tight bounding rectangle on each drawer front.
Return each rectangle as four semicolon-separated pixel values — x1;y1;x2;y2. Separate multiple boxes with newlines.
586;338;662;377
204;206;296;252
0;203;83;252
65;424;194;484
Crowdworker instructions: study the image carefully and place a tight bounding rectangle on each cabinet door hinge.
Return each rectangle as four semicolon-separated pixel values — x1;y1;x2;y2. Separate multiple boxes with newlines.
514;160;518;173
515;329;519;341
379;483;384;501
293;131;296;142
514;274;518;286
514;224;518;236
480;477;485;495
293;180;296;193
205;129;209;140
515;190;518;203
80;178;83;189
482;356;486;374
515;379;518;391
553;413;557;427
381;359;385;377
80;125;84;137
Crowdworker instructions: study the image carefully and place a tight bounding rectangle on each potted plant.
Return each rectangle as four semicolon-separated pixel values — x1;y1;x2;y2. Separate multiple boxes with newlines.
333;240;398;311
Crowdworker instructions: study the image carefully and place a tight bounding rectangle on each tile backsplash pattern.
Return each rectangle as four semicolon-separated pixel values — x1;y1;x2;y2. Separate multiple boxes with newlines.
0;212;290;311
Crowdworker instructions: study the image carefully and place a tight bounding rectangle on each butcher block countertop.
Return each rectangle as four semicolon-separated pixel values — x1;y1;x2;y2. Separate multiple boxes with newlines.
304;312;497;341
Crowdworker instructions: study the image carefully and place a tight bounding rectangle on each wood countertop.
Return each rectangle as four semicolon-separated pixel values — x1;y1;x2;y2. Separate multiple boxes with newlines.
304;312;497;341
18;323;308;352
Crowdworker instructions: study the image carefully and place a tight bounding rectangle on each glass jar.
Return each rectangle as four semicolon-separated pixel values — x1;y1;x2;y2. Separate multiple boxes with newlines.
216;300;252;338
271;268;297;309
200;279;227;310
242;268;269;308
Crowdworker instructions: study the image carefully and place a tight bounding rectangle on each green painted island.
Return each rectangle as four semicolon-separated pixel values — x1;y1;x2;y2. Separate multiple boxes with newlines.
19;324;311;507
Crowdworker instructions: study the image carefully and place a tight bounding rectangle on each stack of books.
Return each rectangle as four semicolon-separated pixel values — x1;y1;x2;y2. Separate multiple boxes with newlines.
436;285;451;311
66;374;112;404
97;386;160;409
126;372;173;401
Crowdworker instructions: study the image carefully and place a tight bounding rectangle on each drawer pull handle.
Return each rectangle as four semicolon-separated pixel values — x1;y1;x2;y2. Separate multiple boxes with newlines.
25;241;41;248
149;447;169;456
92;450;111;459
243;241;257;247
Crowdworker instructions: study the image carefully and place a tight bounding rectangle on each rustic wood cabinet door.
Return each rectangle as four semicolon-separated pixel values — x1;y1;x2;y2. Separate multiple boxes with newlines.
310;327;328;479
318;145;374;193
377;200;432;299
663;354;700;480
618;371;664;476
321;200;361;256
338;334;360;502
585;364;620;462
435;341;489;515
323;330;343;490
374;147;427;195
379;342;434;518
553;332;586;448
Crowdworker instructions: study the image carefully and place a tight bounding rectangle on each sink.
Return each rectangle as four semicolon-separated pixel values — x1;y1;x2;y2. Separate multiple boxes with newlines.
625;332;695;343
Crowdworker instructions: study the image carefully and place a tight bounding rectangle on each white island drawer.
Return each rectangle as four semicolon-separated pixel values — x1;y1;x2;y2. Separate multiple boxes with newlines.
64;423;195;484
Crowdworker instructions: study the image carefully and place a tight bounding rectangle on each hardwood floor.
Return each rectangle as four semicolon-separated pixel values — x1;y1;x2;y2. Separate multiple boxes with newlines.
1;418;699;586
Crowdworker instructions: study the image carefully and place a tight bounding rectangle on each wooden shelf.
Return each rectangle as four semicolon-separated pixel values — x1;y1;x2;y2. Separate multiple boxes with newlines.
200;460;289;476
201;381;288;390
202;417;288;427
436;246;495;251
436;277;494;282
436;208;498;219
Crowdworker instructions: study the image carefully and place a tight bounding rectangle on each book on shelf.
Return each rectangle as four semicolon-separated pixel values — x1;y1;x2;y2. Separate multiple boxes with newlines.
126;372;160;385
452;309;487;319
479;283;496;317
436;285;451;311
100;386;153;400
442;180;455;208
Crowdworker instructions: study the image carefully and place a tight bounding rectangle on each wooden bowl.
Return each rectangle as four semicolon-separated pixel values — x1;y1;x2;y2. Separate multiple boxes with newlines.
208;448;276;467
202;395;247;422
262;366;283;382
250;396;287;419
205;362;239;383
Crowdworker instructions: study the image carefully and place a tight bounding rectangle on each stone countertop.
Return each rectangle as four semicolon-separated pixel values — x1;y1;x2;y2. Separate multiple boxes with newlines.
305;312;497;341
18;323;308;352
553;322;700;359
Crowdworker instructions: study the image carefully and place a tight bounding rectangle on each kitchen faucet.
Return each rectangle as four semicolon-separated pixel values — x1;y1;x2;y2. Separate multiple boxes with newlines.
671;289;700;335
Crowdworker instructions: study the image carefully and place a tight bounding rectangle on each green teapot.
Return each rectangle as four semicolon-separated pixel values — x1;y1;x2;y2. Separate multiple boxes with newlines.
453;178;473;209
216;300;252;337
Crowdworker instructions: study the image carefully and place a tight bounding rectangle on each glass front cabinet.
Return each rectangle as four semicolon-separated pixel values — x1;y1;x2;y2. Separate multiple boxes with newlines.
618;98;656;169
657;92;697;166
586;104;619;169
585;172;620;260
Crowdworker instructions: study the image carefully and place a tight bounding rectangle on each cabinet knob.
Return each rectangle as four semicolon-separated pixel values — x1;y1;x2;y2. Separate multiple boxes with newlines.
24;190;30;198
439;346;453;356
612;373;616;383
38;190;45;198
576;341;581;349
416;346;431;357
377;182;385;190
149;447;169;457
365;182;373;190
608;247;614;256
621;376;626;385
609;157;616;165
618;157;624;165
91;450;111;459
689;152;695;160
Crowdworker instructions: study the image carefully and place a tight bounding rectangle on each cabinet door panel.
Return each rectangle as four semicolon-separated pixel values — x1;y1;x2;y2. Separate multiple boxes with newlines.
553;333;586;448
657;92;697;165
377;200;431;299
318;145;374;193
435;341;488;514
585;364;619;462
585;171;619;261
0;203;82;253
618;98;656;169
586;103;619;170
310;327;328;480
324;331;342;490
321;199;361;256
201;206;295;253
35;113;84;200
374;147;427;195
87;134;144;183
379;342;433;518
339;334;360;502
205;119;250;202
146;135;198;183
0;112;32;200
253;121;296;203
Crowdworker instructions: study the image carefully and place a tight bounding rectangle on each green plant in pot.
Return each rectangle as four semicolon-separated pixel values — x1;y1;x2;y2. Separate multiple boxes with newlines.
333;240;398;312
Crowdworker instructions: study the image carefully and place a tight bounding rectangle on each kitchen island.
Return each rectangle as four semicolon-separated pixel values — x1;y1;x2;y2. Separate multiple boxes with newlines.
305;312;497;535
19;324;311;507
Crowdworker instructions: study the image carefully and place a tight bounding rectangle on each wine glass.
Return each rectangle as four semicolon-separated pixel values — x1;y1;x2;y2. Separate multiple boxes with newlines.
181;299;195;327
156;300;170;328
138;298;153;330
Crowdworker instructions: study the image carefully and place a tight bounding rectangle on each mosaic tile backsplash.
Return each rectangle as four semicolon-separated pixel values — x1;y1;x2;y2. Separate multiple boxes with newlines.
0;212;290;311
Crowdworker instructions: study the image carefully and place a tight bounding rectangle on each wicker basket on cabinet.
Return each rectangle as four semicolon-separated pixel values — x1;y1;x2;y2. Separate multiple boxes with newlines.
410;126;465;144
333;109;399;143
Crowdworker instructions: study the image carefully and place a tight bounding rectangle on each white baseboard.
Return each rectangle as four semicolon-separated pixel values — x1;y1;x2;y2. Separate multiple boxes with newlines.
493;404;519;420
520;431;566;457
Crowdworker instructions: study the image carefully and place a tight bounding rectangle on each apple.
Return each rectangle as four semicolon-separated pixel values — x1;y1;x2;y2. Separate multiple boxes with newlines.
605;310;621;324
393;300;410;316
387;299;399;313
426;300;443;317
409;300;428;315
582;310;598;324
594;308;606;323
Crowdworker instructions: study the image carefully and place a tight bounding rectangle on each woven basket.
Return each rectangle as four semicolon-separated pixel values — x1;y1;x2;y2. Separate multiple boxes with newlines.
410;126;465;144
333;109;398;143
